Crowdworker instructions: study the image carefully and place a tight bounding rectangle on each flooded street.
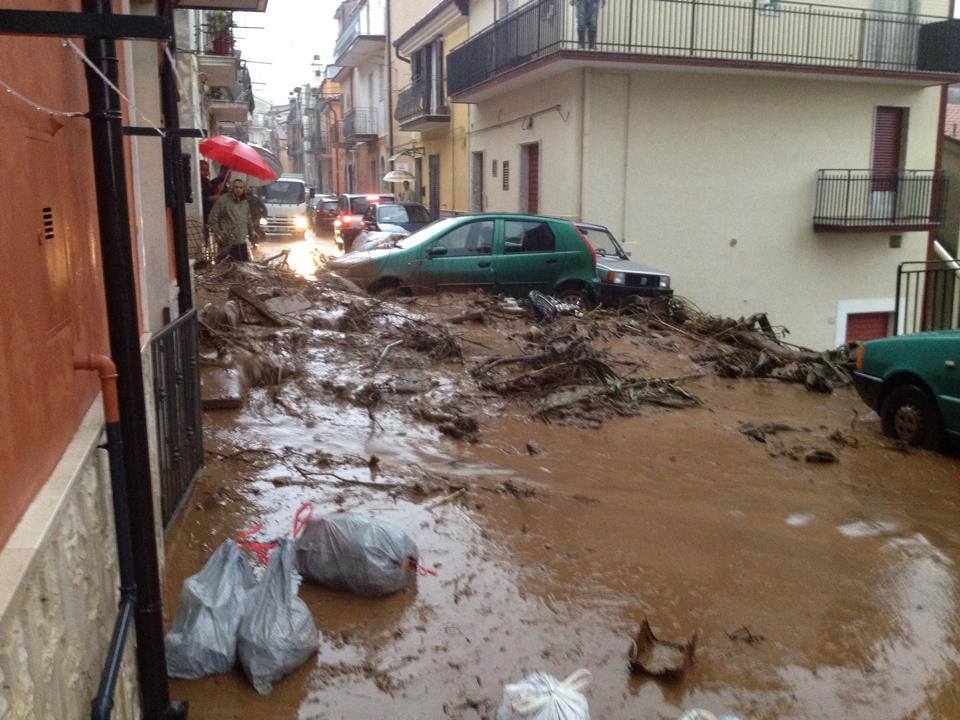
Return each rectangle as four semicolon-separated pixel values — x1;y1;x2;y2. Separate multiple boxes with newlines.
166;239;960;720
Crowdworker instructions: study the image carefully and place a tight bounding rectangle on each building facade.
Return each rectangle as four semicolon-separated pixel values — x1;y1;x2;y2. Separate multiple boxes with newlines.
446;0;960;348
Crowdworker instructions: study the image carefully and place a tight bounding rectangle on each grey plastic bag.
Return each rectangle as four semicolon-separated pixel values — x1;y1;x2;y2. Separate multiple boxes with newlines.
237;539;319;694
495;669;591;720
165;539;257;678
294;509;418;596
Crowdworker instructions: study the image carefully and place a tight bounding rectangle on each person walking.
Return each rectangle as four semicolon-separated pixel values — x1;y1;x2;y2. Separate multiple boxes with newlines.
571;0;604;50
209;178;255;262
400;180;417;203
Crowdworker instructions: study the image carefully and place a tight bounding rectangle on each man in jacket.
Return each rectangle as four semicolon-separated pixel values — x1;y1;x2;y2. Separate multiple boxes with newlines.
209;178;255;262
571;0;604;49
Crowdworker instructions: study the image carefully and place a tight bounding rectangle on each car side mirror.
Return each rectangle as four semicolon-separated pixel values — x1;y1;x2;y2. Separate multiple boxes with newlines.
427;245;447;258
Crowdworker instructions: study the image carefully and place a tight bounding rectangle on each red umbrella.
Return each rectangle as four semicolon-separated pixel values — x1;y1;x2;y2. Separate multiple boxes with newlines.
199;135;278;181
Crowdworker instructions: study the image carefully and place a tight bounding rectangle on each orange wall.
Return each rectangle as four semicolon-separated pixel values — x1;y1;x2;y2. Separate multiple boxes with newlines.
0;0;133;549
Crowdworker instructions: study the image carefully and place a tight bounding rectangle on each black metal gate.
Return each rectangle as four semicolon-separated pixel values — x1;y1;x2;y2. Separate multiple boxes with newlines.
895;260;960;335
151;309;203;526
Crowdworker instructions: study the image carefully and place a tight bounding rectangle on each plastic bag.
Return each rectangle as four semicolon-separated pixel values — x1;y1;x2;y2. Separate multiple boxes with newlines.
165;539;257;678
678;712;741;720
293;507;418;596
237;539;319;694
495;669;591;720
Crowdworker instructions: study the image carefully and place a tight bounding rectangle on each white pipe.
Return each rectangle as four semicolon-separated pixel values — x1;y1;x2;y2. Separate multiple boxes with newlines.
933;240;960;280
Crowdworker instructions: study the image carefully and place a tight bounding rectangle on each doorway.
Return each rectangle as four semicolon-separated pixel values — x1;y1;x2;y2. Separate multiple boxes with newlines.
870;106;907;221
429;154;441;219
520;142;540;214
471;151;483;212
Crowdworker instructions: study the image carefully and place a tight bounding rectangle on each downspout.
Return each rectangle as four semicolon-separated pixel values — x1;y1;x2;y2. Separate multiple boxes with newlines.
576;67;586;223
158;0;194;315
80;2;181;718
75;356;137;720
385;0;395;166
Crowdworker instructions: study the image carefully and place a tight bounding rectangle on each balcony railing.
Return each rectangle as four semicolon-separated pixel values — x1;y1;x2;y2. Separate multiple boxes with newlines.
395;76;450;125
813;169;945;231
334;0;386;63
343;107;378;139
448;0;951;95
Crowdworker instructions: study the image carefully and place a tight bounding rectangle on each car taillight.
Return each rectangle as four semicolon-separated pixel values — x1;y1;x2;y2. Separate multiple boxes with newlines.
341;216;352;227
855;345;865;370
574;225;597;267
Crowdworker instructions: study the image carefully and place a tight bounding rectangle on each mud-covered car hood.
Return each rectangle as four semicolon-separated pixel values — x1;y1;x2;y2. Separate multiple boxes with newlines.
595;254;668;277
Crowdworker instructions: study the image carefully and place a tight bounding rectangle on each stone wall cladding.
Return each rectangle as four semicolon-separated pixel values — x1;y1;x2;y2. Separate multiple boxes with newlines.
0;401;141;720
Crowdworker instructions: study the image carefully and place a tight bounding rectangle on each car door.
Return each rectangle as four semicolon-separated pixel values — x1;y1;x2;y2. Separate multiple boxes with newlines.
420;218;495;293
493;219;561;296
934;334;960;434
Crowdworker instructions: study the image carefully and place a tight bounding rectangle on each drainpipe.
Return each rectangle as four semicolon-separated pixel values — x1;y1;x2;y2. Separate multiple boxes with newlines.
158;0;194;316
75;356;137;720
80;1;182;718
385;0;395;165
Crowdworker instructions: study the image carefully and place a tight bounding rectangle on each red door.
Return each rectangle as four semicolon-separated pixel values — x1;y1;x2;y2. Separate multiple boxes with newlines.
526;144;539;215
872;107;904;191
845;312;891;343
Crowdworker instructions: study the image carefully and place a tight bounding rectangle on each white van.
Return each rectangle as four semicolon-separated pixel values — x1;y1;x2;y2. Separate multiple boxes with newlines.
255;175;311;238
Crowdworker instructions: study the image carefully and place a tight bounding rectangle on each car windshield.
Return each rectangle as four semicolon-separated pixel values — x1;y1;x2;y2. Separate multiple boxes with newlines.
578;225;624;257
379;204;431;224
396;217;461;249
257;181;305;204
322;200;339;211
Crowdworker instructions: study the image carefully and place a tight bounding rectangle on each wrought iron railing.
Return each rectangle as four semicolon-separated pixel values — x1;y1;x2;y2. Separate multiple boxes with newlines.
151;310;203;527
448;0;946;94
814;169;945;230
895;260;960;334
343;107;378;138
395;76;450;123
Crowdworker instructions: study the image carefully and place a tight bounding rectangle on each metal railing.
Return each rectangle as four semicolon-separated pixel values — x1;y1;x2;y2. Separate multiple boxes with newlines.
333;0;386;62
151;310;203;527
814;169;945;230
200;25;236;57
895;260;960;334
343;107;379;138
448;0;945;94
395;75;449;123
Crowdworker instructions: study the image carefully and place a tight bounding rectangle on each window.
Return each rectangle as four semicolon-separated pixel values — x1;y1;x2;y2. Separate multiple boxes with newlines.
502;160;510;191
504;220;555;254
432;220;494;257
379;204;431;224
493;160;498;177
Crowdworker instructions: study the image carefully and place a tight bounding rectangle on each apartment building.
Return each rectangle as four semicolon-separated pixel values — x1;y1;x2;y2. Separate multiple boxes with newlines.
447;0;960;348
395;0;471;217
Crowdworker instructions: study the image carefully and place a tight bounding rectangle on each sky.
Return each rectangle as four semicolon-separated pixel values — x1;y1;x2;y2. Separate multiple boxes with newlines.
235;0;341;106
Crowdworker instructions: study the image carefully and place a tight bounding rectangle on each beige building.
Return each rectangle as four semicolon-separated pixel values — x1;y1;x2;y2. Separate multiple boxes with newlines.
447;0;960;348
395;0;471;217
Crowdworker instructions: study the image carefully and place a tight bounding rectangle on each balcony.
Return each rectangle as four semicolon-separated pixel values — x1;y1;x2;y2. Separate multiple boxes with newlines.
343;108;378;141
197;25;240;88
448;0;960;101
813;169;946;232
333;0;386;67
395;76;450;131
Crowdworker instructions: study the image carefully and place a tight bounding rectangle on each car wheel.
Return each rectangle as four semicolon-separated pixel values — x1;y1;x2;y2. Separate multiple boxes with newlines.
880;384;943;449
369;278;403;298
554;283;596;310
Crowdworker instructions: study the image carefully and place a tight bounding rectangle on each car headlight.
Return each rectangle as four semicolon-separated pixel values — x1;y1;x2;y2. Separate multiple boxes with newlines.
659;276;670;289
259;217;268;227
293;215;309;230
606;271;626;285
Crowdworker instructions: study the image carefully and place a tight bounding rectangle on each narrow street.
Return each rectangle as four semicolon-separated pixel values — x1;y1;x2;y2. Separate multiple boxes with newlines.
164;238;960;719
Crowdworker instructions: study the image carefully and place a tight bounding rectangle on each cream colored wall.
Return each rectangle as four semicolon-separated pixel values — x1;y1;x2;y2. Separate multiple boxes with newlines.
610;70;941;348
0;400;140;720
941;137;960;256
468;70;582;217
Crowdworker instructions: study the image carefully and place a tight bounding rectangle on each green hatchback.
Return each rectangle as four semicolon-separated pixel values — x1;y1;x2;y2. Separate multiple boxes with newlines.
327;214;599;302
853;330;960;448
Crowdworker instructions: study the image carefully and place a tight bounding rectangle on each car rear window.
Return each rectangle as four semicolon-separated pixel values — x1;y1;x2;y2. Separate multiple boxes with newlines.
323;200;339;211
349;195;395;214
503;220;556;254
379;204;431;224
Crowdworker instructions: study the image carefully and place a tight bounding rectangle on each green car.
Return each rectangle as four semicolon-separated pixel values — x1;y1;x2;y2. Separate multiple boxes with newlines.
326;214;599;302
853;330;960;448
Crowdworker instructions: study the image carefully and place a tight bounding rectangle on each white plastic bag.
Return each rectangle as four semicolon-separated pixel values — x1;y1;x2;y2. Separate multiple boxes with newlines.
237;539;319;694
165;540;257;678
294;507;419;597
495;669;591;720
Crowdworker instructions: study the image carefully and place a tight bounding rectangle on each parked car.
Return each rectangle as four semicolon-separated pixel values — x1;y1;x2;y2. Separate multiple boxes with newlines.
852;330;960;449
353;230;407;253
360;202;433;236
327;214;599;302
334;193;396;252
575;223;671;303
312;195;339;233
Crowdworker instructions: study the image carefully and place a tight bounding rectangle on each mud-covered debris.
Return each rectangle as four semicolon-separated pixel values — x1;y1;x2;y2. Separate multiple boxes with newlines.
804;448;839;464
497;479;538;498
414;404;479;441
628;619;697;678
528;290;580;324
737;422;798;443
526;440;543;455
402;321;462;362
726;626;765;645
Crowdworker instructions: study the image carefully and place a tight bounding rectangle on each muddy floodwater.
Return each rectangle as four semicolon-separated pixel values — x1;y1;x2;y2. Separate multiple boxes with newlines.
165;245;960;720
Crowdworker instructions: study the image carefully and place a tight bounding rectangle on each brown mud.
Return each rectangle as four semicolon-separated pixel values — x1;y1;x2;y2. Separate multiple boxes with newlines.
165;241;960;720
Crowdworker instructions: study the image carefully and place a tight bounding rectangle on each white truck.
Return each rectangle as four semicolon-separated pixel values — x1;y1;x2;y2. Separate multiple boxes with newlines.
254;174;311;238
